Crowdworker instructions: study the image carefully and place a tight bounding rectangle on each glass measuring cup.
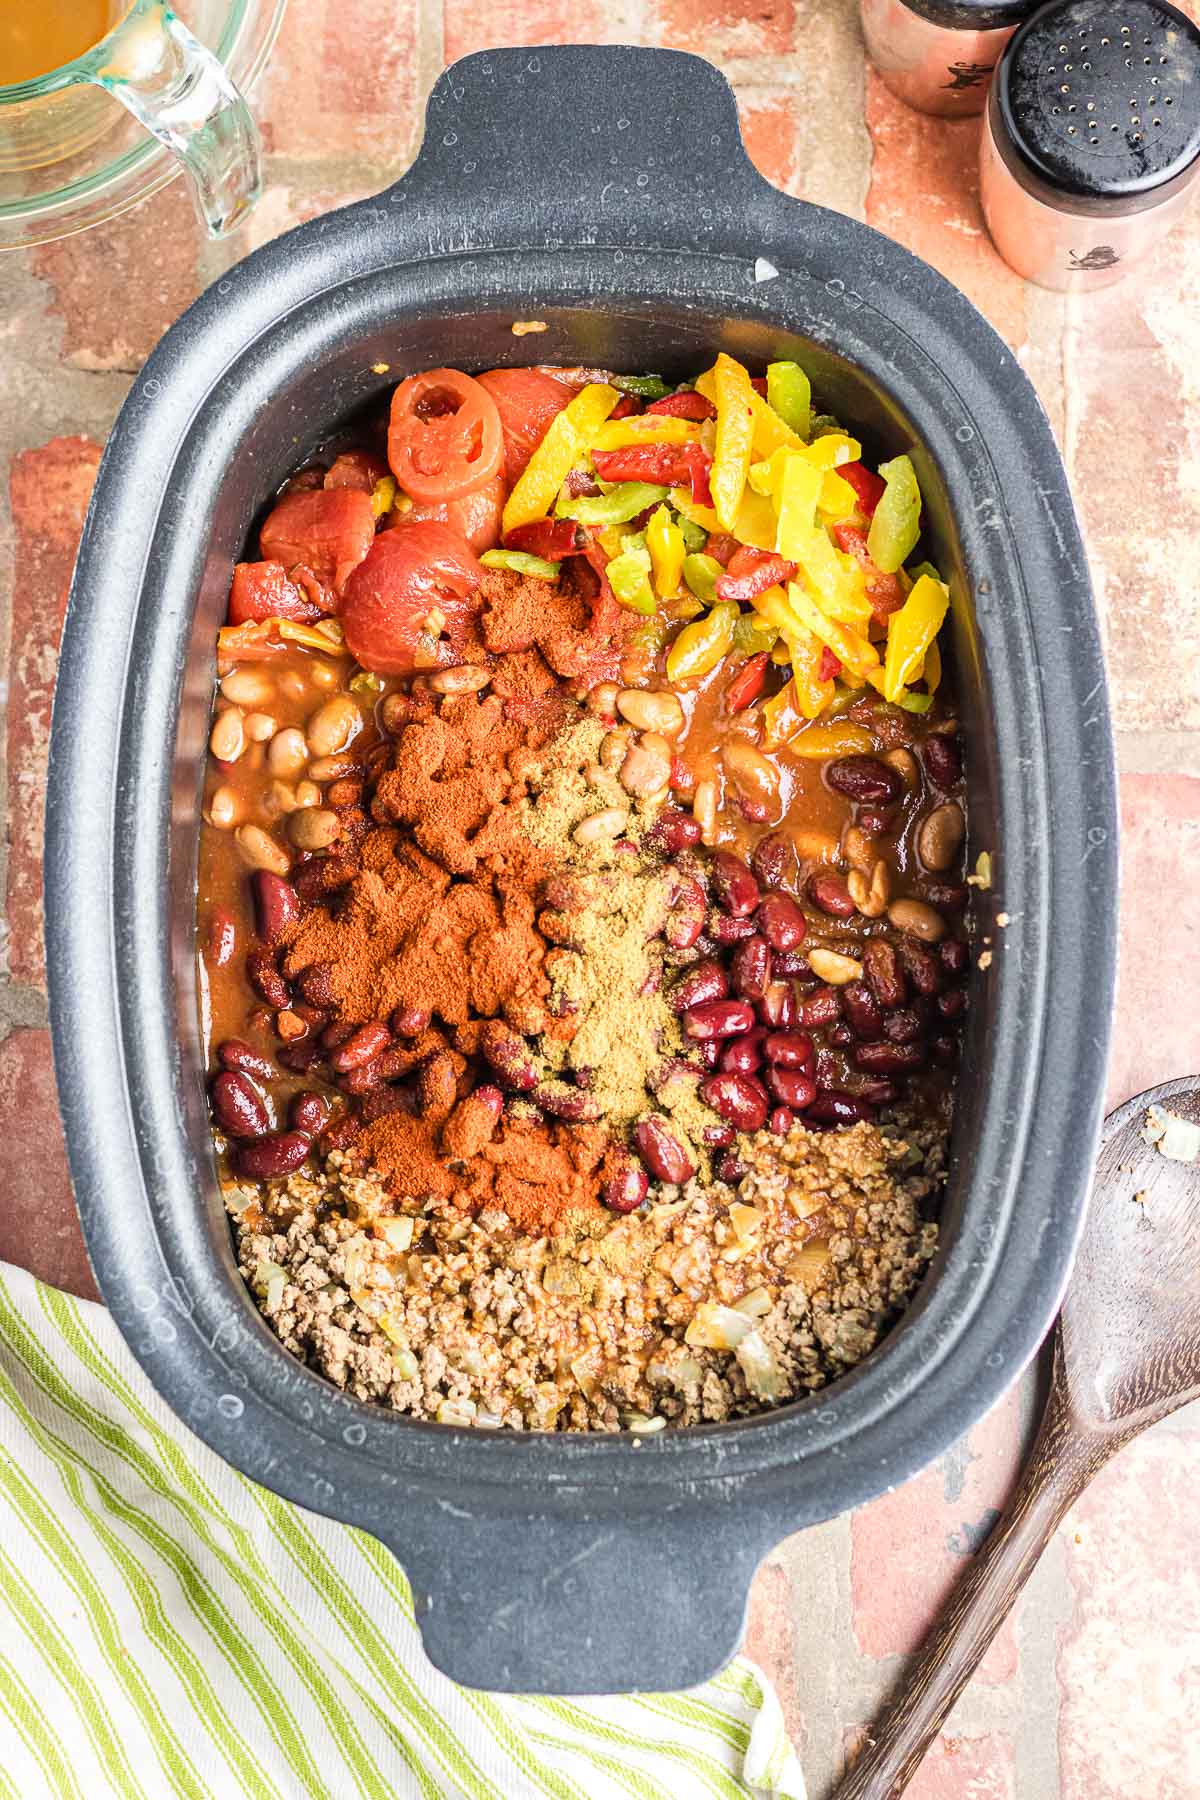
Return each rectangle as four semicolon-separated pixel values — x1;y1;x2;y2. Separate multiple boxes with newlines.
0;0;286;248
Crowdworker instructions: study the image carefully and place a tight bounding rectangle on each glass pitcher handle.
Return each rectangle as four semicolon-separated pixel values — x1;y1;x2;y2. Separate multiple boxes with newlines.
88;0;263;237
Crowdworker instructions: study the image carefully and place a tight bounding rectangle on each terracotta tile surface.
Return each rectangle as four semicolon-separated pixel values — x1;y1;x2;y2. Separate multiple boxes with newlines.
1;8;1197;1789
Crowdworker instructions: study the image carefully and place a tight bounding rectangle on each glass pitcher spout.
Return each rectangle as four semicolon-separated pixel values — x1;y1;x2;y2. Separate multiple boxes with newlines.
89;0;262;236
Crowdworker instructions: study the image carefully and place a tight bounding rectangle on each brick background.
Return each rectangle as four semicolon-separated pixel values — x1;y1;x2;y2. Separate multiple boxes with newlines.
1;2;1198;1792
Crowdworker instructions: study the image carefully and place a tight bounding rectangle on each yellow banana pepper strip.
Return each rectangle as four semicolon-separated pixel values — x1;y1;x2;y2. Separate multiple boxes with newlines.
709;354;757;531
697;358;805;460
881;572;948;701
787;720;876;758
817;469;858;519
592;417;700;451
787;630;835;720
775;453;822;550
923;638;942;695
761;681;805;746
785;582;880;676
646;505;684;599
731;487;780;551
502;381;619;534
802;433;861;470
666;601;739;684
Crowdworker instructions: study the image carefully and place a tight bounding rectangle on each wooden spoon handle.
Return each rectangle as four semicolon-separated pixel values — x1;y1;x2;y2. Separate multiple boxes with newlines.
832;1363;1114;1800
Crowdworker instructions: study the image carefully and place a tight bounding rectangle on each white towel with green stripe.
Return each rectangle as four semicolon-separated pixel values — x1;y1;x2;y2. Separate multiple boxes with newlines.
0;1267;804;1800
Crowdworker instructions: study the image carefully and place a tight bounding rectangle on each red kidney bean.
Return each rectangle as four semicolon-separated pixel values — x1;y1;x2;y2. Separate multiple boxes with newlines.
699;1039;722;1068
814;1047;841;1086
297;962;336;1007
210;1071;270;1140
603;1156;650;1214
762;1031;815;1069
841;981;884;1040
920;880;969;913
279;1041;324;1073
635;1116;696;1184
532;1080;601;1121
750;832;789;889
478;1020;538;1090
702;1121;736;1148
857;807;890;833
217;1039;276;1083
709;911;757;945
234;1130;312;1179
700;1072;770;1131
931;1035;958;1065
340;1057;385;1094
772;948;810;978
416;1050;459;1119
670;960;728;1013
853;1041;926;1073
806;873;857;919
765;1067;817;1109
321;1020;355;1051
664;877;707;950
856;1079;899;1106
862;941;906;1009
808;1089;875;1125
922;732;962;790
828;1022;854;1047
769;1106;793;1135
826;756;902;806
246;949;290;1010
758;981;797;1029
391;1003;432;1037
730;935;771;1002
795;986;842;1029
882;1007;929;1043
710;851;760;918
331;1021;392;1073
720;1027;767;1073
290;1091;331;1135
673;848;711;895
937;987;967;1019
897;940;941;996
320;1110;364;1150
649;808;702;853
684;999;756;1040
252;870;301;945
717;1153;747;1183
207;908;238;967
735;795;771;825
757;891;807;950
938;938;969;976
290;1003;328;1034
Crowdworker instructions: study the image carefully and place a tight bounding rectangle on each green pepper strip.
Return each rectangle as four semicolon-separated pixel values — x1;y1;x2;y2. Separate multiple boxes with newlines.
609;374;672;398
676;514;708;554
606;546;657;614
766;361;811;440
557;482;670;526
682;552;723;606
480;549;562;580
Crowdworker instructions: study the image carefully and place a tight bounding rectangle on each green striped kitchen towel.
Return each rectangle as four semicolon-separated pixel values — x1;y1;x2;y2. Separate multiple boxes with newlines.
0;1265;804;1800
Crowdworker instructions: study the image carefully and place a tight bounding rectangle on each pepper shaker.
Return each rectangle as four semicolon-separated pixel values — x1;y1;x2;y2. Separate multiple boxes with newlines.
860;0;1036;117
981;0;1200;289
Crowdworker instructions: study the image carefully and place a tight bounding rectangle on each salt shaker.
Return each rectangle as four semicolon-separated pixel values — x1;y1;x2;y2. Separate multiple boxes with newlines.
981;0;1200;290
860;0;1036;117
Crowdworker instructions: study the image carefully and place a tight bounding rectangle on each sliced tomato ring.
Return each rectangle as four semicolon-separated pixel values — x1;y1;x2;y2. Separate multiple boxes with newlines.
387;368;504;504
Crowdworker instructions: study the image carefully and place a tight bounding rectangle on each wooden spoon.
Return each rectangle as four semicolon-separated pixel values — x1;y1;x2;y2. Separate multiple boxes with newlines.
834;1076;1200;1800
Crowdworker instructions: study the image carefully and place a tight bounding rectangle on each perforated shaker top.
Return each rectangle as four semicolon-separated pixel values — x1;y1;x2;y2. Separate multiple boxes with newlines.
996;0;1200;202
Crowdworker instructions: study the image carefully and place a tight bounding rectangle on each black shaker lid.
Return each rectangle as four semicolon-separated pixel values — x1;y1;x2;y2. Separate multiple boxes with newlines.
898;0;1034;28
995;0;1200;204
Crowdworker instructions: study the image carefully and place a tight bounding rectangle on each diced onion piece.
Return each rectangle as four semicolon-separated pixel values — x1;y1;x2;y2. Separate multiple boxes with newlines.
787;1241;832;1287
391;1348;420;1381
436;1399;477;1426
622;1412;667;1435
728;1203;762;1246
1142;1105;1200;1163
380;1217;414;1251
265;1274;287;1311
685;1301;755;1350
253;1260;286;1293
733;1286;772;1318
735;1329;786;1401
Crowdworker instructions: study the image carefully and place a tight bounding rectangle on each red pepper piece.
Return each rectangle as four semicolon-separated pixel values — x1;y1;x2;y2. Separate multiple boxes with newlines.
838;461;886;516
715;546;798;603
705;532;741;567
750;377;769;397
609;393;642;419
591;442;713;506
831;521;907;621
645;390;716;420
817;646;842;682
504;518;580;559
724;652;770;712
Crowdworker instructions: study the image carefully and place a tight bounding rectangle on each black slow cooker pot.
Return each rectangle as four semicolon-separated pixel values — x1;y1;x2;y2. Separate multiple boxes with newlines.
44;45;1118;1694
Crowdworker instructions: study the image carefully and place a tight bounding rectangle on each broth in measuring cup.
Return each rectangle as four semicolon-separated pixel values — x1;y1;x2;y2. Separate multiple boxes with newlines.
0;3;122;86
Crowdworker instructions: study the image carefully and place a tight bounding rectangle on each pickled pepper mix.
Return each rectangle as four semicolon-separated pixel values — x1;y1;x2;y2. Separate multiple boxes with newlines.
199;350;970;1430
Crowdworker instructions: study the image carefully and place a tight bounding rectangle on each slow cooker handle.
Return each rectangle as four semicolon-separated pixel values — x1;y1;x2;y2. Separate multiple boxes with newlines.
381;1501;767;1693
389;45;766;251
